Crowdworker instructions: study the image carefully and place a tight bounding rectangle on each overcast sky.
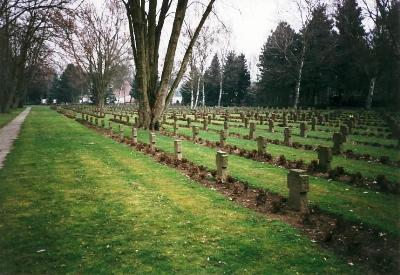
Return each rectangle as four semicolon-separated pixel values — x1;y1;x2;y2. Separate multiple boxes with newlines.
214;0;374;77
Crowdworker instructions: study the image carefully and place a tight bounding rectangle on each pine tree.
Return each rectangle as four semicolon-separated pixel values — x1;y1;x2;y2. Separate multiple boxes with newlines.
335;0;369;105
178;78;192;105
222;52;251;106
301;4;336;107
256;22;301;107
235;53;251;105
368;0;400;108
221;52;237;106
204;54;221;106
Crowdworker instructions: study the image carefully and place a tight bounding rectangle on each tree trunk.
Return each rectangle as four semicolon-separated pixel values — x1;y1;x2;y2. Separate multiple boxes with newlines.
126;0;216;128
201;76;205;106
190;76;194;109
365;77;376;110
218;75;223;107
194;74;200;109
294;44;305;109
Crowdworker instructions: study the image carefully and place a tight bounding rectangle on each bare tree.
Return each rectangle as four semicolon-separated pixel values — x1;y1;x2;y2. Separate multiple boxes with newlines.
217;29;231;107
54;1;130;111
361;0;399;109
123;0;216;129
0;0;70;112
292;0;318;109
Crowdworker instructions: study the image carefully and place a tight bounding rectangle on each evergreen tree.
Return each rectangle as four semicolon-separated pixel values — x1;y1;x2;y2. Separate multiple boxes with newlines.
204;54;221;106
222;52;251;106
256;22;301;107
301;4;336;107
221;51;237;106
50;64;87;104
48;75;60;104
368;0;400;108
178;78;192;105
236;53;251;105
335;0;369;106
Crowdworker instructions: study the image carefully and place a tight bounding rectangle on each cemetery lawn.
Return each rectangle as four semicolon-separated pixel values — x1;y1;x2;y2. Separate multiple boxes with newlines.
128;128;399;236
0;108;24;128
0;106;357;274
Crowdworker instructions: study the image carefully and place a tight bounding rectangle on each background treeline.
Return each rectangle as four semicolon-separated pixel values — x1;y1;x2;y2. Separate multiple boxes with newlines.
256;0;399;109
179;0;399;109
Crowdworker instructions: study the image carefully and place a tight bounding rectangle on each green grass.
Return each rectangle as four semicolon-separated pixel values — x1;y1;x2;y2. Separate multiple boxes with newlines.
161;124;400;183
0;108;24;128
106;125;399;236
0;106;357;274
173;118;400;161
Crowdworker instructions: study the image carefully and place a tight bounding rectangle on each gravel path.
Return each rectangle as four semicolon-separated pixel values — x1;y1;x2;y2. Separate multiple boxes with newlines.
0;107;31;169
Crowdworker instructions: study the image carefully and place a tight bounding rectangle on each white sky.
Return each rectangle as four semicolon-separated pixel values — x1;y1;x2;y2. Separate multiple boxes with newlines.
214;0;375;78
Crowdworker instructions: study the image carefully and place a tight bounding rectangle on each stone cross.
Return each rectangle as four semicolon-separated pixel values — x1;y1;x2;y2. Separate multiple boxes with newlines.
283;113;288;127
311;117;317;131
173;120;178;135
219;130;227;147
149;132;156;149
224;121;229;130
268;119;274;132
132;127;138;144
174;139;182;160
318;115;324;125
216;150;228;181
332;132;343;154
317;146;332;172
287;169;309;213
284;127;292;146
346;120;353;134
257;136;267;156
300;122;307;138
203;119;208;131
192;126;199;141
119;125;124;140
249;122;256;139
340;125;349;142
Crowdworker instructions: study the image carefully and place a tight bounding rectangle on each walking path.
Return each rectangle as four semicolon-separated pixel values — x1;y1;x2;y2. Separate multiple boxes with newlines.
0;107;31;169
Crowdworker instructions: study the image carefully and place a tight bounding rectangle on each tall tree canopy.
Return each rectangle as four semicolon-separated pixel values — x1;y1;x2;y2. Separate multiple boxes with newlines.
204;54;221;106
256;22;301;107
221;52;251;106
